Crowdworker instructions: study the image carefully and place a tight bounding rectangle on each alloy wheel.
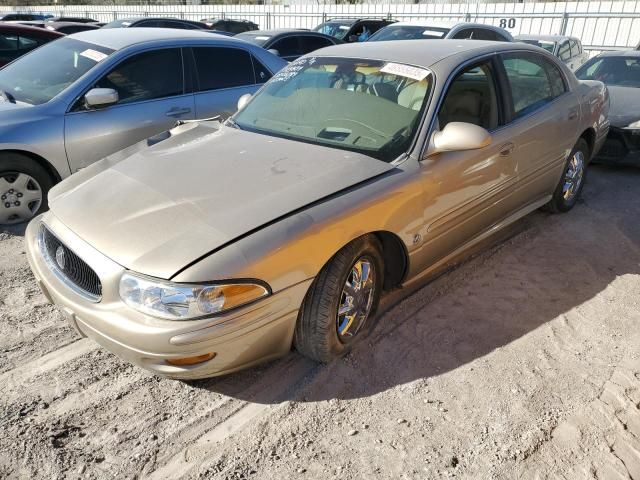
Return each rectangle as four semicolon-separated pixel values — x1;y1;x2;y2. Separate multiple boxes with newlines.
0;172;43;225
337;257;376;342
562;150;585;203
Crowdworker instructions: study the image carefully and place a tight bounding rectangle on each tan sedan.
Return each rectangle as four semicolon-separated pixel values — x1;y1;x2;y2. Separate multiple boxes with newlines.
25;40;609;379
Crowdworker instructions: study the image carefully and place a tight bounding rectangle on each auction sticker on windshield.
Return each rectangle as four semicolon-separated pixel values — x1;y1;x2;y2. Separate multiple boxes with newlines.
380;62;430;81
80;49;108;63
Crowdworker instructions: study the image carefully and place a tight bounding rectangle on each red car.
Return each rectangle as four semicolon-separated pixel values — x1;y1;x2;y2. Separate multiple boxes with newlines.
0;23;63;67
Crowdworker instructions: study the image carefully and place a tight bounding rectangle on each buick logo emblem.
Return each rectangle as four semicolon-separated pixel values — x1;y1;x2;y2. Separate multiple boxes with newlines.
55;246;66;270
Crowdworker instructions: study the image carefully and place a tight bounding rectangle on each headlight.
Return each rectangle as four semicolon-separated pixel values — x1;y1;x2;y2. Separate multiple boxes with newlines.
119;272;270;320
625;120;640;129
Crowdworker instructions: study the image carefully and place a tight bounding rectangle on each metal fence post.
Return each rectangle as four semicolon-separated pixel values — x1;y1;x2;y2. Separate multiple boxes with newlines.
560;12;569;35
322;12;327;23
266;11;271;29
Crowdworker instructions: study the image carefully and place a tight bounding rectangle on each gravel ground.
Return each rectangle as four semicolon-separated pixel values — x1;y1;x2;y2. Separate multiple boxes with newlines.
1;165;639;480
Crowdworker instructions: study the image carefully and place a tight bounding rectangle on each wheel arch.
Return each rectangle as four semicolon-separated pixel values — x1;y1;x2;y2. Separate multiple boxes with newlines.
579;127;596;159
371;230;409;290
0;149;62;183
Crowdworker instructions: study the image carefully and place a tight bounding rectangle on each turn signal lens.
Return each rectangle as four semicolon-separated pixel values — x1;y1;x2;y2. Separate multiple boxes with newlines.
166;353;216;366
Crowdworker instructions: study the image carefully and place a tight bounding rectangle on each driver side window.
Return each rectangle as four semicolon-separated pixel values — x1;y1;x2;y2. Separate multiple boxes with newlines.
94;48;184;105
437;61;499;131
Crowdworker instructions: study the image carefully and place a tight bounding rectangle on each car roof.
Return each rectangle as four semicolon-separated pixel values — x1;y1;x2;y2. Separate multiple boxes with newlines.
515;34;572;42
596;49;640;58
67;27;235;50
204;18;255;23
0;22;63;35
312;39;539;67
325;18;389;24
386;20;458;29
240;28;311;36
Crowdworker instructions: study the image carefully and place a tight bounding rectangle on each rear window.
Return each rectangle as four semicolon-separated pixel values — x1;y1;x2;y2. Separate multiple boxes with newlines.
368;25;448;42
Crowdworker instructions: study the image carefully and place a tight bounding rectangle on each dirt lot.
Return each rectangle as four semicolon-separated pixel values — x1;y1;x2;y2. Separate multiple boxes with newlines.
1;165;639;480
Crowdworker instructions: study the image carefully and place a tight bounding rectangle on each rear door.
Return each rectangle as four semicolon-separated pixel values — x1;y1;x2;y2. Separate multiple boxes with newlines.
64;47;195;171
499;51;579;202
190;46;262;120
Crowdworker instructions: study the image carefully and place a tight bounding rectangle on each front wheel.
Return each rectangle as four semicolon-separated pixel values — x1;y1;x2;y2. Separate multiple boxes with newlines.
543;138;589;213
0;154;53;225
294;235;384;363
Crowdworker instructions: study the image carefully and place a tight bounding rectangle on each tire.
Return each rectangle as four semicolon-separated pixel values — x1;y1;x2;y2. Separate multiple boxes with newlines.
0;153;53;225
542;138;589;214
294;235;384;363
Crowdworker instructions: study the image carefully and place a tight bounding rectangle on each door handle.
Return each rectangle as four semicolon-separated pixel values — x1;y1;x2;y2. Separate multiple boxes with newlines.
568;109;579;121
166;107;191;117
499;142;515;157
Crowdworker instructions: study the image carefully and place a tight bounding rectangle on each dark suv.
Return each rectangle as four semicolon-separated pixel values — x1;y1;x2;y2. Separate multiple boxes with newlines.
313;18;395;43
201;18;258;34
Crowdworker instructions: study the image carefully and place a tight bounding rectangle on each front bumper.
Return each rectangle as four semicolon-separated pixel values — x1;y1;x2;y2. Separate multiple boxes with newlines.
595;127;640;165
25;214;312;379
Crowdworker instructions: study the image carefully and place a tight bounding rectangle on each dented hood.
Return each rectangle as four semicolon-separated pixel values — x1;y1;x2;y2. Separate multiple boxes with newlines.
49;123;394;279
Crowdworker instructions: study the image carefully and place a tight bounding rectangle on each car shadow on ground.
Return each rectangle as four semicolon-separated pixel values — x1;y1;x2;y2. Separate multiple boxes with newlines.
2;223;26;237
192;165;640;403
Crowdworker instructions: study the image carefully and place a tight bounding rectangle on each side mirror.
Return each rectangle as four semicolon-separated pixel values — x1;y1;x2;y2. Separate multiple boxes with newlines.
428;122;491;156
237;93;252;111
348;34;358;43
84;88;118;109
267;48;280;57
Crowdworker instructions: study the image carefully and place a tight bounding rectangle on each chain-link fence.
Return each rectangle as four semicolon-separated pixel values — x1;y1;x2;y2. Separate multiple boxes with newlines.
2;1;639;52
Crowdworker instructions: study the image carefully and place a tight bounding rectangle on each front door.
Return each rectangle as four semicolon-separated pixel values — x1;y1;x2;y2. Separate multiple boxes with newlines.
64;47;194;171
414;59;521;271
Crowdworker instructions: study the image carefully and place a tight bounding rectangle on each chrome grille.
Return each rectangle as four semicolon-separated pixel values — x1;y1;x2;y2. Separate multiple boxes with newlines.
39;225;102;302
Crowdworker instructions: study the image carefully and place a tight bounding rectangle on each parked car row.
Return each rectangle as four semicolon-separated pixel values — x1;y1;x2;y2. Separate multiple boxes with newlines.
1;13;598;70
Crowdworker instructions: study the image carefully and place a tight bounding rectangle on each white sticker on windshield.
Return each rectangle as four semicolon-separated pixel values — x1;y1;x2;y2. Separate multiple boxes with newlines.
80;49;108;63
338;25;350;30
255;36;271;41
422;29;445;37
380;62;430;81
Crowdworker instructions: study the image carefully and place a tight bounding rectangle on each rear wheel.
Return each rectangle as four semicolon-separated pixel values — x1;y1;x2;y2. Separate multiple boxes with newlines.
294;235;384;363
0;154;53;225
543;138;588;213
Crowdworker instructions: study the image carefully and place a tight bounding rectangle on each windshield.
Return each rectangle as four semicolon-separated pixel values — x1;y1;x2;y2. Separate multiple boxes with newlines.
233;57;432;162
102;19;135;28
369;25;449;42
0;38;113;105
576;56;640;88
313;22;353;40
518;39;556;53
235;33;271;46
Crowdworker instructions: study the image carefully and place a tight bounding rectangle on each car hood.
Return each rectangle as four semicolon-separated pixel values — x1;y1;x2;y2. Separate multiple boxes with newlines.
49;123;395;280
0;97;33;112
607;86;640;127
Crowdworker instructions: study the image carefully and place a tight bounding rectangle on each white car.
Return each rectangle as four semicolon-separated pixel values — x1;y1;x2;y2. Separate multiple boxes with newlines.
516;35;589;71
368;21;513;42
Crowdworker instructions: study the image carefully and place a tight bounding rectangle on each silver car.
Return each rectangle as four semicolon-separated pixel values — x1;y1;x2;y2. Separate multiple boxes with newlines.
368;21;513;42
516;35;589;71
0;28;286;225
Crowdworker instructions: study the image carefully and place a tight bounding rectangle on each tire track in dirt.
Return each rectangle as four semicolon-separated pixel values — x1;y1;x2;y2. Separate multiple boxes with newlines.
1;339;97;398
146;356;320;479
